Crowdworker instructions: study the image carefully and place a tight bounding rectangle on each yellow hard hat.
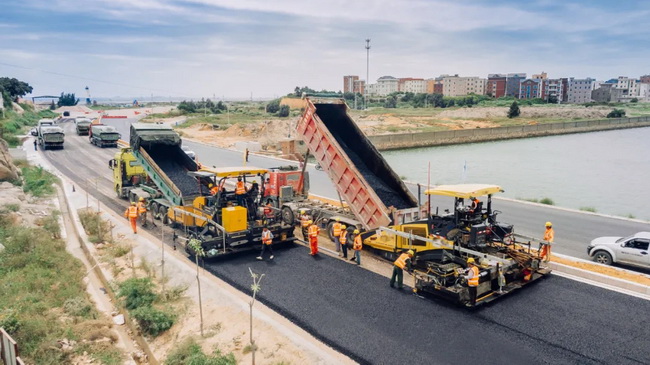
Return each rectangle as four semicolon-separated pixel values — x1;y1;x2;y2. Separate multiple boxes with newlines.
307;220;313;224
545;221;552;227
467;257;475;264
407;250;414;256
139;197;144;201
131;202;136;206
341;224;346;229
209;183;214;188
300;209;306;214
335;217;340;222
353;229;359;234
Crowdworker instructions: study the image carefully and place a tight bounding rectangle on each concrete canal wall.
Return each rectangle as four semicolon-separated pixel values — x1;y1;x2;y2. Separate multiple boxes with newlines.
368;116;650;150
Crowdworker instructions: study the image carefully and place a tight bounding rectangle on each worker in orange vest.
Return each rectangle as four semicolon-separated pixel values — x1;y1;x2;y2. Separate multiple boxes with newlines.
465;257;480;306
235;176;246;207
263;202;274;224
351;229;362;265
332;218;342;254
256;227;274;261
209;183;220;196
124;201;139;234
136;197;148;227
339;225;348;259
299;209;311;240
540;221;555;262
390;250;413;289
308;220;319;256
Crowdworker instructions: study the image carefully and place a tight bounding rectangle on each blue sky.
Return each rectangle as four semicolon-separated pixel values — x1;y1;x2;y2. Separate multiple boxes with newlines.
1;0;649;99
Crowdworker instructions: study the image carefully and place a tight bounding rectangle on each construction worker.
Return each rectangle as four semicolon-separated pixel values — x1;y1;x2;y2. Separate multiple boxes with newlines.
540;221;555;262
137;197;148;227
124;202;139;234
299;209;311;240
390;250;413;289
209;183;219;196
308;220;319;256
332;218;342;253
351;229;362;265
263;202;274;224
235;176;246;207
339;225;348;259
469;196;481;214
465;257;480;306
256;227;274;260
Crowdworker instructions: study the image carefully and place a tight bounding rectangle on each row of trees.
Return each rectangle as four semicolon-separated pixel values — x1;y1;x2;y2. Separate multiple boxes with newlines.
383;92;491;109
177;99;227;114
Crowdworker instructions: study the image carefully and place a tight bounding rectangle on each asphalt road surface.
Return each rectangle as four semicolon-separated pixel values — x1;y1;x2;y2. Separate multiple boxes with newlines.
43;118;650;364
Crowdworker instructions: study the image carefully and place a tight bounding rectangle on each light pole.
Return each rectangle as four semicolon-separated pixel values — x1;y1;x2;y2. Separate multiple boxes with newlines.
365;38;371;110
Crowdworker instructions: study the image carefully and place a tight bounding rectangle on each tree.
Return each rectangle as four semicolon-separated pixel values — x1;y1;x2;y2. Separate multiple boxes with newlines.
0;77;33;101
507;101;520;118
384;95;397;108
265;99;280;114
547;94;558;104
177;100;197;113
607;109;626;118
49;100;56;110
57;92;79;107
277;105;290;117
630;98;639;103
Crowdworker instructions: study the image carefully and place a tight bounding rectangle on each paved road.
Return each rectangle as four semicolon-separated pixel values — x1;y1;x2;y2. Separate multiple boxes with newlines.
43;119;650;364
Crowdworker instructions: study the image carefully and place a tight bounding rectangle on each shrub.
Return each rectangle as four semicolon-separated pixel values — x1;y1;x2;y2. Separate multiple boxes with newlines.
0;309;21;334
580;206;597;213
131;306;175;337
117;277;157;310
607;109;626;118
21;166;57;197
539;197;554;205
265;99;280;114
165;337;236;365
63;296;94;318
78;209;112;243
507;101;520;118
277;105;290;117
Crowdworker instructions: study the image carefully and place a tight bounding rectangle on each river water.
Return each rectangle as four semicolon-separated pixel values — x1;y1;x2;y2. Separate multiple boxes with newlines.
381;127;650;221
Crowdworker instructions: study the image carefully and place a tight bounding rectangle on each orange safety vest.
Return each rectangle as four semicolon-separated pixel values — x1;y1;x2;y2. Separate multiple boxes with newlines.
544;228;554;243
353;235;362;250
264;204;273;217
210;186;220;195
339;231;347;245
308;224;319;238
235;181;246;195
394;253;410;269
126;206;138;219
262;230;273;245
300;215;311;227
332;222;341;236
467;266;479;287
137;201;147;214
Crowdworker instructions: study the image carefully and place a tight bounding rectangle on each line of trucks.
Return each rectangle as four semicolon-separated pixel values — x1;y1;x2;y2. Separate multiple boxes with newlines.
109;98;550;307
31;117;121;151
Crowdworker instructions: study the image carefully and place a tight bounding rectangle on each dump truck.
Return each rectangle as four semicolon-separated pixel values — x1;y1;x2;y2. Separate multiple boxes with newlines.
75;118;92;135
295;97;549;306
90;125;120;147
109;123;294;258
37;119;65;150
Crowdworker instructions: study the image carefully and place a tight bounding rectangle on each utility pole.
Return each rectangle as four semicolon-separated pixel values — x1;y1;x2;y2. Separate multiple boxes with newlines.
365;38;371;110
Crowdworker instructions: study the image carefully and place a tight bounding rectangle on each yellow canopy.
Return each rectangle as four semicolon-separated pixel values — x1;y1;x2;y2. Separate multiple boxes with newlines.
424;184;503;199
200;166;268;178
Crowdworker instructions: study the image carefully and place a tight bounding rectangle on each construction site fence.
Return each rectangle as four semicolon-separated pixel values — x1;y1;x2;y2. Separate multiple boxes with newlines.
368;116;650;150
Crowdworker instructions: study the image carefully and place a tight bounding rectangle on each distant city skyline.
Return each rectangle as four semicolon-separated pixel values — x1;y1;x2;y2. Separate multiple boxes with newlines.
2;1;650;99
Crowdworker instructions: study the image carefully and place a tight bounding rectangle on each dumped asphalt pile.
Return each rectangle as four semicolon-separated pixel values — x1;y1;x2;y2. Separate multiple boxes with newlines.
146;145;201;197
204;245;650;365
315;104;414;210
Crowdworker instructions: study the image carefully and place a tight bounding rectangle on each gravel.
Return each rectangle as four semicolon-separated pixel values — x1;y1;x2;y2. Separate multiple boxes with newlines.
204;245;650;365
146;145;201;197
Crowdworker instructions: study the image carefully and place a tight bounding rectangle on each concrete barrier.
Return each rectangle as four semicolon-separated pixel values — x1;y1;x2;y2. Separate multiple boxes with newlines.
369;116;650;150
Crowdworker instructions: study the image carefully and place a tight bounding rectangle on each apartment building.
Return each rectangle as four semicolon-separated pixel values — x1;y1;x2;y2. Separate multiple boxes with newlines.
486;74;507;98
592;83;626;103
343;75;359;93
519;79;542;99
398;78;428;94
614;76;639;96
567;78;596;104
366;76;399;96
505;73;526;98
543;78;565;102
442;75;486;97
640;75;650;84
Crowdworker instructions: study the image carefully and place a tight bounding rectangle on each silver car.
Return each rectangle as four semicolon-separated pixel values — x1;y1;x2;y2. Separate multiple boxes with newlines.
587;232;650;268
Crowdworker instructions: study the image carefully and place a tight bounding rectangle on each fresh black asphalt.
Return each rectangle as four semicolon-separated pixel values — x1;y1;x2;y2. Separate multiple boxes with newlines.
205;244;650;365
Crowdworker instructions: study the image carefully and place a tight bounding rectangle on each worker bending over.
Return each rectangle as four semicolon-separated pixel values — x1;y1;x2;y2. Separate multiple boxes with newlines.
390;250;413;289
540;221;554;262
465;257;480;306
124;202;139;234
256;227;274;260
137;197;148;227
339;225;348;259
351;229;362;265
308;220;319;256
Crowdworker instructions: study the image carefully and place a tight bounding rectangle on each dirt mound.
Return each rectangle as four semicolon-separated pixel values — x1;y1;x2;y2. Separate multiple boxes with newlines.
188;123;214;131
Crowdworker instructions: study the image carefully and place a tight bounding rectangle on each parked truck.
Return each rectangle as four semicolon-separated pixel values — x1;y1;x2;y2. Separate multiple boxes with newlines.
109;123;295;258
90;125;120;147
75;118;92;135
294;97;549;306
37;119;65;150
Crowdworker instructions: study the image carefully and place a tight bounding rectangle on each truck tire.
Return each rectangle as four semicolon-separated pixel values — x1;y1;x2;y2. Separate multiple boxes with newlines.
593;251;613;265
281;206;294;226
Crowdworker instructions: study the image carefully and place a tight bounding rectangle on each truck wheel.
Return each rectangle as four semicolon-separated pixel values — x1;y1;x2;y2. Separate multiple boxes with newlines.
593;251;613;265
281;206;294;225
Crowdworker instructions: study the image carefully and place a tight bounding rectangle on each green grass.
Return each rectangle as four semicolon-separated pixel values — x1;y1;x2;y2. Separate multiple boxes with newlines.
21;166;58;197
164;337;236;365
539;197;555;205
116;277;176;337
3;203;20;212
580;206;597;213
78;209;113;243
0;211;122;364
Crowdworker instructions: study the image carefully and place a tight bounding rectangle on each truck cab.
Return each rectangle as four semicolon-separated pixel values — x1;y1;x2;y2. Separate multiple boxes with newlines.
109;148;147;198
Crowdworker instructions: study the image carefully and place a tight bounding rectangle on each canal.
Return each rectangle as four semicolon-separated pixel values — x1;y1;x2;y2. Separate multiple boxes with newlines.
381;126;650;221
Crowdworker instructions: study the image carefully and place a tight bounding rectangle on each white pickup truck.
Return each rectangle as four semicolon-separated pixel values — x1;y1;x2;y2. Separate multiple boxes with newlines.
587;231;650;268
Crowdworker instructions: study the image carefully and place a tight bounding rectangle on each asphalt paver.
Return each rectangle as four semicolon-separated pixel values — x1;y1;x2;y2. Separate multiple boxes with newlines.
205;244;650;365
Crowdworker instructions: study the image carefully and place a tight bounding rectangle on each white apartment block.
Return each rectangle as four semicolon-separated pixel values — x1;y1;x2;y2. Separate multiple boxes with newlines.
442;76;486;97
614;76;639;96
638;83;650;100
567;78;596;104
400;79;428;94
367;76;399;96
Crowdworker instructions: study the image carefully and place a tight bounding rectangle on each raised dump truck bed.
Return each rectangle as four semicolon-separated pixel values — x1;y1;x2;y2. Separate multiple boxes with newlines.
297;98;419;229
129;123;199;205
